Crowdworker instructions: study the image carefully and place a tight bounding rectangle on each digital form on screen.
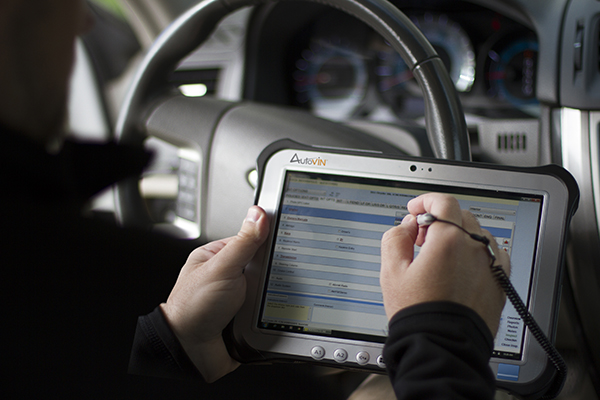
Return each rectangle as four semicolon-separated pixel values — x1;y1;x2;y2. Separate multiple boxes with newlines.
258;171;542;360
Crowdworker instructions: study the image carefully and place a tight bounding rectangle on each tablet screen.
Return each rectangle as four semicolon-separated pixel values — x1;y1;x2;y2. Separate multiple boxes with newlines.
257;170;543;361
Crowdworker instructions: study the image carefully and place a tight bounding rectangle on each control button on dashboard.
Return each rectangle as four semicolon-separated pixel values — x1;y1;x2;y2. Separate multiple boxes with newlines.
356;351;370;365
310;346;325;360
333;348;348;363
376;355;386;368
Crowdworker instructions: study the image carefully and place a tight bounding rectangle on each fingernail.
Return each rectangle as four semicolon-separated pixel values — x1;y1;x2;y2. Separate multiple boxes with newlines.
402;214;414;225
245;207;260;223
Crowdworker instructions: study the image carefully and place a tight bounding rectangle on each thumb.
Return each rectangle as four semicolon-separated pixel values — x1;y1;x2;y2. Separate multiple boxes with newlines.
380;215;418;279
207;206;270;277
238;206;269;243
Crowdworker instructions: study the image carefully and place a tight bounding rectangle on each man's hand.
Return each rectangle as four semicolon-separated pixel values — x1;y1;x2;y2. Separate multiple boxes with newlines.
160;206;269;382
380;193;510;336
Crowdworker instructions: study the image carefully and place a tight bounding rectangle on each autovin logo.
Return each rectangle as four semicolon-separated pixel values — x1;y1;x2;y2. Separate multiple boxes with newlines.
290;153;327;166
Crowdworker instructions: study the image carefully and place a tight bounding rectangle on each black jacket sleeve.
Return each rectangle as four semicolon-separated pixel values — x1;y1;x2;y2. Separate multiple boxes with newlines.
383;301;496;400
129;307;202;381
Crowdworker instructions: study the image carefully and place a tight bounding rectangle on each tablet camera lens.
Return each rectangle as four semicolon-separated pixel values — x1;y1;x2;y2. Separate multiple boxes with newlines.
410;165;417;172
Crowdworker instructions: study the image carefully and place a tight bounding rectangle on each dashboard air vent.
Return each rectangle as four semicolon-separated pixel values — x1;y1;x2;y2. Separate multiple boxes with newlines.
497;133;527;152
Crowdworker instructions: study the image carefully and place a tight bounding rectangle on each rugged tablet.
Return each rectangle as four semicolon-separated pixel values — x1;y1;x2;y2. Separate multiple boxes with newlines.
231;140;578;398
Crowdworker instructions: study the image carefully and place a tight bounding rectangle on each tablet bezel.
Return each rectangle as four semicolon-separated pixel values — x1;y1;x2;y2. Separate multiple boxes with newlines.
230;140;578;397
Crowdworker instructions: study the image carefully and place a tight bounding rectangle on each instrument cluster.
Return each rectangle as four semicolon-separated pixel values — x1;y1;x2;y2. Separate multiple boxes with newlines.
289;3;539;121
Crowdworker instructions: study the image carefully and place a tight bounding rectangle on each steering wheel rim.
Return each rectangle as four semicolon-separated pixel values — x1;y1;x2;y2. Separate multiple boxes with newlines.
115;0;470;239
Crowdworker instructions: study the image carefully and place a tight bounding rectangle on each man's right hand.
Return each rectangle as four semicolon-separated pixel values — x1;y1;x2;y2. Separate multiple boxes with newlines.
380;193;510;336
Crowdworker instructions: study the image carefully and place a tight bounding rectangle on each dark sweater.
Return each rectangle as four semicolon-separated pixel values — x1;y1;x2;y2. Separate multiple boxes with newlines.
1;125;495;399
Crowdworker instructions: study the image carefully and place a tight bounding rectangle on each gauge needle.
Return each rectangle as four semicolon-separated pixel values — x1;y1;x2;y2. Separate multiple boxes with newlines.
380;71;414;91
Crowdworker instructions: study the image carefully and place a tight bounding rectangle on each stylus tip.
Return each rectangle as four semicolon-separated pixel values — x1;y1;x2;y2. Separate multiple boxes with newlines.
416;213;436;226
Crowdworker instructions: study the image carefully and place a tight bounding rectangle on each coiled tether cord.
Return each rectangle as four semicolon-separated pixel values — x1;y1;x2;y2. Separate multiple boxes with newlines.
416;213;567;399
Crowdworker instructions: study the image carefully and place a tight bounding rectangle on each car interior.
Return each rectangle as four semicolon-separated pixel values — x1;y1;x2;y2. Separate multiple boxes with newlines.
71;0;600;398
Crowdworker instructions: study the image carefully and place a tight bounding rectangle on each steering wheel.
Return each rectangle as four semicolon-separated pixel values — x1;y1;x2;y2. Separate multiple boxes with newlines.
115;0;470;242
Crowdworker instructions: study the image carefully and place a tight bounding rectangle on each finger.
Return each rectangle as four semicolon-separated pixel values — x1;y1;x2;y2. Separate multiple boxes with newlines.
408;194;465;256
460;209;482;233
381;214;418;276
204;206;270;279
408;193;464;247
408;193;463;225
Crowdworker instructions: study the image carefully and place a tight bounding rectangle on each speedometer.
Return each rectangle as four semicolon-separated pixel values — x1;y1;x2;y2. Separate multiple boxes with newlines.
415;13;476;92
293;38;368;121
375;13;475;114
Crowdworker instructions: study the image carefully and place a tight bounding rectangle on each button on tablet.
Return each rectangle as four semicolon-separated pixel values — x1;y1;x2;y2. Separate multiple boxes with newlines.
356;351;370;365
310;346;325;360
333;348;348;363
376;355;386;368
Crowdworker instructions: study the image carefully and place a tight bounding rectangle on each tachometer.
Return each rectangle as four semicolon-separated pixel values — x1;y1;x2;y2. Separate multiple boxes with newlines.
293;38;368;120
416;13;476;92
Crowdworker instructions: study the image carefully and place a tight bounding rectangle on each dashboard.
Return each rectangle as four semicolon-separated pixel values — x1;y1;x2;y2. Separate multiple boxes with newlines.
188;0;547;165
242;0;539;126
287;4;538;121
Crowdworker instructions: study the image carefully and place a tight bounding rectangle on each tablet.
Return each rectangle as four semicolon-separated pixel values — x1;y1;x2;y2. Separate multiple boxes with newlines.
230;140;578;397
